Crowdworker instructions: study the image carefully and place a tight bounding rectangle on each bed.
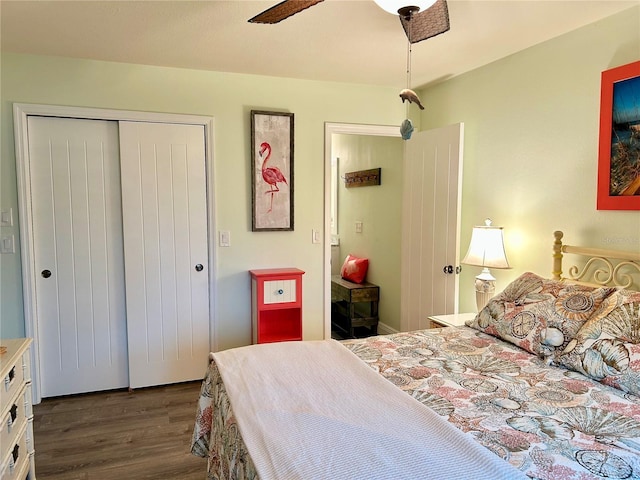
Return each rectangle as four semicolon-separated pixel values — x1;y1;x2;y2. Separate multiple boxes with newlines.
191;231;640;479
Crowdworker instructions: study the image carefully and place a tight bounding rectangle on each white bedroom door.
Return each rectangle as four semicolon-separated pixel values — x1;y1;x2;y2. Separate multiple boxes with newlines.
401;123;464;332
27;116;129;397
119;121;210;389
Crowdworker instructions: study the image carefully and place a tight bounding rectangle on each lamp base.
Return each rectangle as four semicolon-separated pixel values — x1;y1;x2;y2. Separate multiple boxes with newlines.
474;268;496;311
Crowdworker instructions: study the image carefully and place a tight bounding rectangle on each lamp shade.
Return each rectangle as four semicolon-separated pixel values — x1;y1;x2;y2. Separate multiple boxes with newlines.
373;0;437;15
462;220;510;269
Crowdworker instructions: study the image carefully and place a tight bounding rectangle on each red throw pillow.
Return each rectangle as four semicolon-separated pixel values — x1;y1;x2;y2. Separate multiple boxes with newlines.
340;254;369;284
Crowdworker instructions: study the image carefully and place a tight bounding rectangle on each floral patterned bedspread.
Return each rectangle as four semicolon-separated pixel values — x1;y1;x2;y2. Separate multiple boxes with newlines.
191;353;259;480
192;327;640;480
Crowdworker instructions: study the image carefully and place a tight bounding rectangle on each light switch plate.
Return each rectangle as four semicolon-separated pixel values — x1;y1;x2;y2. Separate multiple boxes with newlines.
312;229;321;244
219;230;231;247
0;208;13;227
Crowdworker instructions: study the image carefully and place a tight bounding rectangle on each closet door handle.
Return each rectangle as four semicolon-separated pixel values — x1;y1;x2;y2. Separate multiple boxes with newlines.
41;269;52;278
195;264;204;272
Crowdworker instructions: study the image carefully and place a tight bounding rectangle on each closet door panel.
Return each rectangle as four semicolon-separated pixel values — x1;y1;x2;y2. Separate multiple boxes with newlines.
119;121;210;389
27;116;128;397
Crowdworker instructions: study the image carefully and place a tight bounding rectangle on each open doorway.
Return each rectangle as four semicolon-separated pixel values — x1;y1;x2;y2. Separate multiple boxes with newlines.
323;123;401;339
323;122;465;339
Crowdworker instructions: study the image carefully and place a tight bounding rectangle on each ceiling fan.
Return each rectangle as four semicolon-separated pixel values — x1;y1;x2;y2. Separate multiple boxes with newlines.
248;0;450;44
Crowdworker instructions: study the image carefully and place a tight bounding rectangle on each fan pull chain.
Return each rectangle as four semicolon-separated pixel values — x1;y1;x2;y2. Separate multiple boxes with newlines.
406;14;413;116
406;25;412;89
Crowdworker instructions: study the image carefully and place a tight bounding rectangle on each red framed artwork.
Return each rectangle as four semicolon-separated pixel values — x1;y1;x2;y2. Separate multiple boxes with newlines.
597;60;640;210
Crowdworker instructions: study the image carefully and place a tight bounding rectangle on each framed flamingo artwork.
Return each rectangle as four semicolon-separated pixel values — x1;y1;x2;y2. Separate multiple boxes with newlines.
251;110;294;231
597;60;640;210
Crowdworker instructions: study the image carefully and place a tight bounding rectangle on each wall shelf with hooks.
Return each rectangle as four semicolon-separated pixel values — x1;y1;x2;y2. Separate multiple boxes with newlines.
343;168;381;188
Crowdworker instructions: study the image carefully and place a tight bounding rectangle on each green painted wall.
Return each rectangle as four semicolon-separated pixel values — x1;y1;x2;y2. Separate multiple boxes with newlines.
333;134;404;331
0;53;405;347
419;6;640;314
2;6;638;343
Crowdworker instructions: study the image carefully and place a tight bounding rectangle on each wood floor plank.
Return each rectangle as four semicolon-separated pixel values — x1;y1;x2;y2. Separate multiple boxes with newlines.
33;381;207;479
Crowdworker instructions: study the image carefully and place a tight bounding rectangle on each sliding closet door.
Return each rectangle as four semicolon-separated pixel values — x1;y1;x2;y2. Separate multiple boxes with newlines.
119;122;210;389
27;116;129;397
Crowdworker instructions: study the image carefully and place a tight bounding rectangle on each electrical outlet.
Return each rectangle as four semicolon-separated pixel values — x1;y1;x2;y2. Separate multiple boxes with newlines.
355;221;363;233
0;235;15;254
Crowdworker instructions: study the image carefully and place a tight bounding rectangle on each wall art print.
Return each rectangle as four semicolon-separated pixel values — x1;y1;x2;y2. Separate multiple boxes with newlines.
597;60;640;210
251;110;294;231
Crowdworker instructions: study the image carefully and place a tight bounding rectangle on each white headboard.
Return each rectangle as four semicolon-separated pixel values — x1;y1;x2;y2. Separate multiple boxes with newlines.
552;231;640;291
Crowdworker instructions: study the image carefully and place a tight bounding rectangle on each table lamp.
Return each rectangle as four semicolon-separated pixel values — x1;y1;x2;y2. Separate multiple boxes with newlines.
461;219;511;311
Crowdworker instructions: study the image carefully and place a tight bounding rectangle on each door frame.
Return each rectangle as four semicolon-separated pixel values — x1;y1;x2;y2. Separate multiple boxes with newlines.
13;103;217;403
323;123;400;339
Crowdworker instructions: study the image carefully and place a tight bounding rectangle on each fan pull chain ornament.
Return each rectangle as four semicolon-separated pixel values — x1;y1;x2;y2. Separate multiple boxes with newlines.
400;31;415;141
400;89;425;110
400;118;414;140
399;7;423;140
399;12;425;112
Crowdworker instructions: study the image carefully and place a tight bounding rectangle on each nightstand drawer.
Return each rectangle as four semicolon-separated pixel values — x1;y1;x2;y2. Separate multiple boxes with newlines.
263;279;297;304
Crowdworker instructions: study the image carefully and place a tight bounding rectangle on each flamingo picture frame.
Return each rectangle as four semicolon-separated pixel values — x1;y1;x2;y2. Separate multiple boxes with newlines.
251;110;294;231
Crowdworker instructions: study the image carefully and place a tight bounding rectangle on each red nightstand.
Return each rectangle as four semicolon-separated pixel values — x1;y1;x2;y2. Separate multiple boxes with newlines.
249;268;305;344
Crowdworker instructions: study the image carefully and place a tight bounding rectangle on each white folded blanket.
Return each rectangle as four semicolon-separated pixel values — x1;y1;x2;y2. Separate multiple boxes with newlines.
212;339;527;480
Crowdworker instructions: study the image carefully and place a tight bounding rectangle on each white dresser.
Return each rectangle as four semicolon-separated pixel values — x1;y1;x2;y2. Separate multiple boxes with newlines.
0;338;35;480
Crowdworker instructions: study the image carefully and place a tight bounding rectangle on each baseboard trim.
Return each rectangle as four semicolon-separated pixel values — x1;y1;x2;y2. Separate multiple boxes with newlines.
376;321;398;336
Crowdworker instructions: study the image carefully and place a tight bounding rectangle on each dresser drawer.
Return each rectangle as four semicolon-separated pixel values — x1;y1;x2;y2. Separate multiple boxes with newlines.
0;384;30;461
0;351;28;417
0;421;29;480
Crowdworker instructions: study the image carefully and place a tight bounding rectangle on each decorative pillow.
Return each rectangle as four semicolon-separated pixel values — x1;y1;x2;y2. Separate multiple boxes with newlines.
340;254;369;284
466;272;615;358
555;289;640;395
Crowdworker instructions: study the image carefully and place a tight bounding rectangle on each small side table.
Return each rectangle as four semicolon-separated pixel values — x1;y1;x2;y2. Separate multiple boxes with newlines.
428;312;476;329
250;268;304;344
331;275;379;338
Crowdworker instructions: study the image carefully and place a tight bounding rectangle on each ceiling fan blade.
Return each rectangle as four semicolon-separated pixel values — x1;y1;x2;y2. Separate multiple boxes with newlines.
400;0;450;44
249;0;324;24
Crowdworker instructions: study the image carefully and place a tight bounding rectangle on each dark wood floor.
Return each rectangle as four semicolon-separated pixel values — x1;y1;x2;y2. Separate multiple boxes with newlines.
32;381;207;480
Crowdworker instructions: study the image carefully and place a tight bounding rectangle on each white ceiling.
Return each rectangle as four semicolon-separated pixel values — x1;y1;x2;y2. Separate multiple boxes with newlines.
1;0;638;88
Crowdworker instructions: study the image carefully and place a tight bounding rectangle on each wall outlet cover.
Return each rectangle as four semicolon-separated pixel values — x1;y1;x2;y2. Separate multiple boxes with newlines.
0;234;15;254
